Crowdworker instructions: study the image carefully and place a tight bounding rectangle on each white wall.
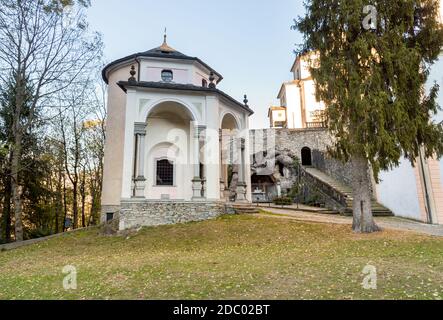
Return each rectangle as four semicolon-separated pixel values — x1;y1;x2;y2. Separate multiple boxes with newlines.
376;159;421;220
300;59;311;80
303;79;325;123
440;160;443;190
145;119;193;201
102;65;132;206
284;83;303;128
140;59;212;86
141;59;192;84
193;65;211;87
271;109;286;123
428;54;443;193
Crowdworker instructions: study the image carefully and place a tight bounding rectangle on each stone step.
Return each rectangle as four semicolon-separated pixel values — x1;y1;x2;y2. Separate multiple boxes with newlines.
235;209;261;214
318;210;340;215
232;204;261;215
303;167;394;217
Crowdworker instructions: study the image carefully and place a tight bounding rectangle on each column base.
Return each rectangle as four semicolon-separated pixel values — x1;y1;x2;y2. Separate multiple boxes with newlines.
133;177;146;198
192;178;205;201
201;179;206;199
224;189;232;201
235;182;248;203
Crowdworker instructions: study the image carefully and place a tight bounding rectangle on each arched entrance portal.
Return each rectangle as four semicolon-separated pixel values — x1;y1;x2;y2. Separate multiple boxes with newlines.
301;147;312;166
140;101;197;200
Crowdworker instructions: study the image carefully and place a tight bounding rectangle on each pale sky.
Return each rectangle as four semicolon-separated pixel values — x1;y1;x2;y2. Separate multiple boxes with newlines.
87;0;305;129
87;1;443;128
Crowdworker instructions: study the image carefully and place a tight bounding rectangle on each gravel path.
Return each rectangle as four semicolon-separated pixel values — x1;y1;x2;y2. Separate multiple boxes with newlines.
258;207;443;237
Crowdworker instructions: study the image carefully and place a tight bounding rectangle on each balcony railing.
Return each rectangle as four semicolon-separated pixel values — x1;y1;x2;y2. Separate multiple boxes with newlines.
306;121;327;129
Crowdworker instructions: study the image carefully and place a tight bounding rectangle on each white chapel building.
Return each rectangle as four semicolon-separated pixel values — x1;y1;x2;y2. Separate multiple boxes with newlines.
101;36;253;229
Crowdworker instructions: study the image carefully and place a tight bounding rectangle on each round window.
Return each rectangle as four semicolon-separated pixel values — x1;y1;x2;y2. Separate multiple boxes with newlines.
161;70;173;82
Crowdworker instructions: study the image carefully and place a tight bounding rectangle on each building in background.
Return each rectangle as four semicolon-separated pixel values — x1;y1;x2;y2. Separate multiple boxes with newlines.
268;106;287;128
269;53;325;129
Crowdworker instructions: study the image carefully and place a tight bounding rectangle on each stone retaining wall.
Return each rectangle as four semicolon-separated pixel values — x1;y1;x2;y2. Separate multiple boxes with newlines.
119;200;227;230
250;128;331;159
312;150;353;187
312;150;375;197
273;128;331;154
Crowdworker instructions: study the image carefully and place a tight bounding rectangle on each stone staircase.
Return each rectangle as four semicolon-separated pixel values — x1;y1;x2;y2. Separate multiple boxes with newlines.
229;204;261;215
302;167;393;217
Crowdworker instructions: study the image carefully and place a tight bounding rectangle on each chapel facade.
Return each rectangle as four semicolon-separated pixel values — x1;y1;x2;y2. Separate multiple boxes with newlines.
101;36;253;230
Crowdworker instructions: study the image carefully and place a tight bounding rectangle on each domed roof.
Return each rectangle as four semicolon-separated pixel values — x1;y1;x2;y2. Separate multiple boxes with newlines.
102;35;223;84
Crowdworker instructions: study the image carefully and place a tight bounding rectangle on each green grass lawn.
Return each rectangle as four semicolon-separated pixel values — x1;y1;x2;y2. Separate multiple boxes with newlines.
0;214;442;300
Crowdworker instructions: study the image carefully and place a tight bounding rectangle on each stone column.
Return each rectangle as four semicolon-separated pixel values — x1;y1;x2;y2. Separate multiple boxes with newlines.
236;137;248;203
192;122;203;200
219;129;226;200
199;125;208;199
133;123;147;198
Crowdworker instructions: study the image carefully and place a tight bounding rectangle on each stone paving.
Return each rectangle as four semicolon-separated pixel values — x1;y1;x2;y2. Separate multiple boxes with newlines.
258;206;443;237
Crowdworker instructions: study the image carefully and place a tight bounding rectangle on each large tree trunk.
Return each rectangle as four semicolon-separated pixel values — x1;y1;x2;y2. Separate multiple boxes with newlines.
63;174;68;232
351;156;381;233
0;207;2;243
11;69;25;242
54;161;63;234
72;181;78;229
2;172;12;242
89;191;98;226
11;140;24;241
2;192;11;243
80;167;86;228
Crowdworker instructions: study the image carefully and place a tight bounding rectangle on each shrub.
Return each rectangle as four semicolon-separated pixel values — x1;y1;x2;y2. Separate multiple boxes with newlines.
303;193;323;207
273;197;293;206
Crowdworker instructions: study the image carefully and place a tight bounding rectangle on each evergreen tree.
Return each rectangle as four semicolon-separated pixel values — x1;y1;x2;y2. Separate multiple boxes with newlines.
0;0;102;241
0;75;40;241
295;0;443;232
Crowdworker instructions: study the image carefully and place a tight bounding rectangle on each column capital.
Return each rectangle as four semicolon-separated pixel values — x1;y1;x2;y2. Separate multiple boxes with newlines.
197;125;207;134
134;122;147;135
195;125;207;140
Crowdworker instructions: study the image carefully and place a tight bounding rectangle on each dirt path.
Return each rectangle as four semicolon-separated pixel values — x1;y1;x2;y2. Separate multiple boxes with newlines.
257;207;443;237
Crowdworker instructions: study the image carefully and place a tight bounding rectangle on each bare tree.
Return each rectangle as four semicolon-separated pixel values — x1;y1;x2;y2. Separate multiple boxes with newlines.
54;71;104;230
0;0;102;241
84;79;106;226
